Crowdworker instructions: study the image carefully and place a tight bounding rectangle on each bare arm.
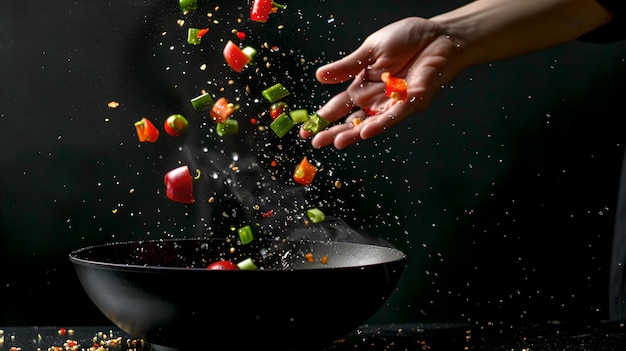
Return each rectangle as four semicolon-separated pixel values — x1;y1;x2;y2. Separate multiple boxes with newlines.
431;0;613;68
303;0;613;149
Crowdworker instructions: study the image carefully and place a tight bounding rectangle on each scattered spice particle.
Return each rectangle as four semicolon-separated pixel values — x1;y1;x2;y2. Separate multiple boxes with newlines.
304;253;314;263
177;19;185;27
320;255;328;265
208;196;215;203
107;101;120;109
334;180;342;188
200;63;207;70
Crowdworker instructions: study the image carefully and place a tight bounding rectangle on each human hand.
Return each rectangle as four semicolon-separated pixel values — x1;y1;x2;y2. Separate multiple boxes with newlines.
300;17;465;149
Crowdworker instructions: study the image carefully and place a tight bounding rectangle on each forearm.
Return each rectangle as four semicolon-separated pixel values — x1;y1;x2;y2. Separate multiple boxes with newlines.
430;0;613;67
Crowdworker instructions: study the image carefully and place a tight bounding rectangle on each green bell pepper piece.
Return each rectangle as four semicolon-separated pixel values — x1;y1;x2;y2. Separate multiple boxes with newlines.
216;119;239;136
179;0;197;12
289;109;310;123
262;83;290;103
187;28;202;45
302;112;330;134
190;92;214;111
238;225;254;245
237;258;258;270
306;208;326;224
270;112;295;138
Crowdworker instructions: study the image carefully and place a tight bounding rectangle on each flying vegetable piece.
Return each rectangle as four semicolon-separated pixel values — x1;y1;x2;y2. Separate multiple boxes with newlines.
289;109;310;123
134;117;160;143
163;114;189;137
381;72;408;101
306;208;326;224
190;92;214;111
238;225;254;245
293;156;317;186
250;0;286;23
237;257;258;270
302;112;330;135
216;119;239;136
223;40;257;72
269;101;288;120
206;260;240;270
187;28;208;45
179;0;197;13
210;97;238;123
164;165;199;204
270;112;294;138
262;83;290;103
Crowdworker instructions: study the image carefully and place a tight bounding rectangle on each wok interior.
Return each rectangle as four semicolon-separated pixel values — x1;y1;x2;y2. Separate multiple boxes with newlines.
70;237;407;271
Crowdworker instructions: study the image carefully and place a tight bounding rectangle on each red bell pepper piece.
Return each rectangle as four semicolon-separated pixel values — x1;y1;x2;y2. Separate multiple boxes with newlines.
250;0;286;23
269;101;288;120
223;41;257;73
197;28;209;38
293;157;317;186
163;114;189;137
210;97;238;123
134;117;160;143
381;72;408;102
164;165;199;204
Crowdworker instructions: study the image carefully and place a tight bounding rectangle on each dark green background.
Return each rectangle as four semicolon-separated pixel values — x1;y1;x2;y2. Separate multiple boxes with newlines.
2;0;626;326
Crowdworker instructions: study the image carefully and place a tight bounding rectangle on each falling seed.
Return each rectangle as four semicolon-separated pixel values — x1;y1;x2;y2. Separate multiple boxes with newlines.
334;180;342;188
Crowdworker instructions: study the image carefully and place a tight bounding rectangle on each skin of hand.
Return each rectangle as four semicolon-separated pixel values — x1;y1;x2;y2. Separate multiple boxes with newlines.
301;0;613;149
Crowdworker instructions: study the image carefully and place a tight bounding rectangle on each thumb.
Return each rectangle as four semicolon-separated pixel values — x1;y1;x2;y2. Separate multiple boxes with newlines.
315;45;372;84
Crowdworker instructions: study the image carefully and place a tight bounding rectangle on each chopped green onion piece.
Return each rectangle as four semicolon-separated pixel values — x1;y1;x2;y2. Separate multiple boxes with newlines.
241;46;258;60
237;257;258;270
270;112;295;138
289;109;310;123
179;0;198;13
306;208;326;224
238;225;254;245
190;92;214;111
216;119;239;136
187;28;202;45
302;112;330;135
262;83;290;103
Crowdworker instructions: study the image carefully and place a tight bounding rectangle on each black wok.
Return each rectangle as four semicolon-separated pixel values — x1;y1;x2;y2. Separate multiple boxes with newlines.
69;237;407;350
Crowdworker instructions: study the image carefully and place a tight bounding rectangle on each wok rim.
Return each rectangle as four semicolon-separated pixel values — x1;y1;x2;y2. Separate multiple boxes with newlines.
68;237;409;273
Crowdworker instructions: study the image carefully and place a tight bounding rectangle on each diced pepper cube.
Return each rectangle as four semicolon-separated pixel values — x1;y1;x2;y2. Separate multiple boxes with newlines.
237;258;258;270
302;112;330;134
289;109;310;123
179;0;198;13
187;28;202;45
190;92;214;111
293;156;317;186
270;112;295;138
238;225;254;245
211;97;238;123
262;83;290;103
306;208;326;224
216;119;239;136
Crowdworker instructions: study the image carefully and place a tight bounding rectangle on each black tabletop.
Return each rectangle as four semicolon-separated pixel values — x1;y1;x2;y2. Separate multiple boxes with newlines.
2;322;626;351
